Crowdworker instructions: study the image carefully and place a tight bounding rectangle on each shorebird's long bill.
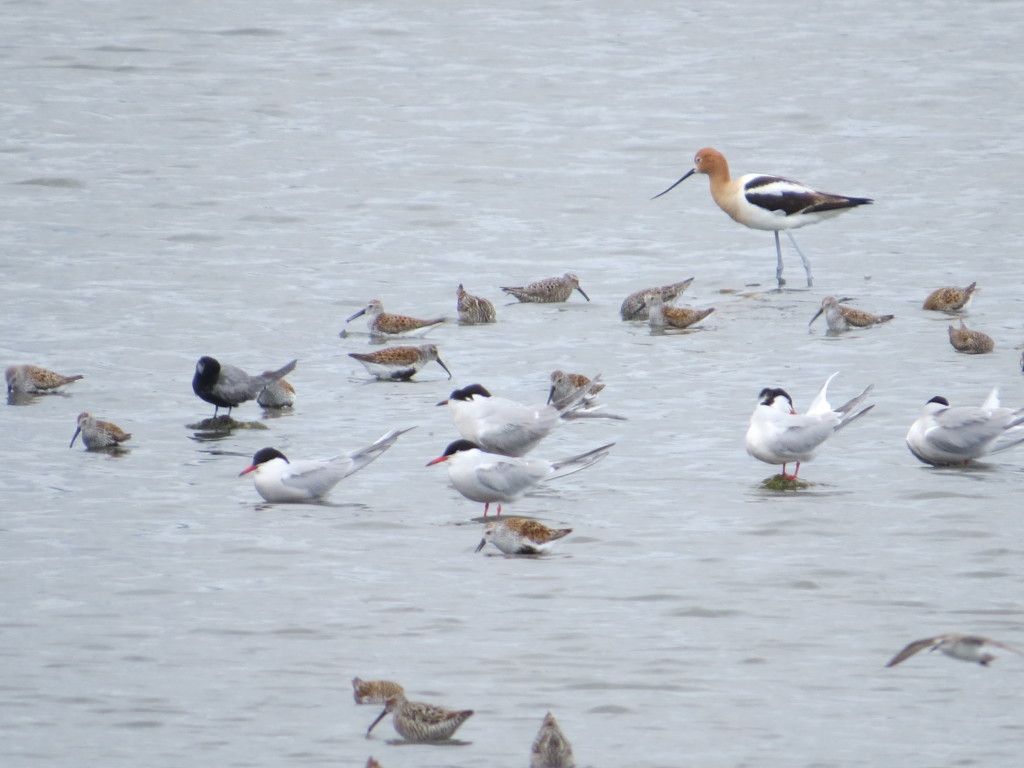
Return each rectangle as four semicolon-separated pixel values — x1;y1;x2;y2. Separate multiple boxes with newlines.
345;308;367;323
576;286;591;301
69;427;82;449
652;168;696;199
546;386;556;405
365;706;389;737
435;357;453;380
808;308;824;326
474;538;487;553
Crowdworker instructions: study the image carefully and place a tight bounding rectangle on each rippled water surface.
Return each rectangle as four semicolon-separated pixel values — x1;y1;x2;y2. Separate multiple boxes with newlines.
3;2;1024;767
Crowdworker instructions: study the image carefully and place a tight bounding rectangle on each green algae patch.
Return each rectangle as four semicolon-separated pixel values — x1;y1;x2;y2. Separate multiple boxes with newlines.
761;474;812;491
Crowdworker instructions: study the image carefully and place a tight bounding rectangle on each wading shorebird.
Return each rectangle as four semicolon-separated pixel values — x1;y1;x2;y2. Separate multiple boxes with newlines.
427;439;614;517
257;376;296;408
886;634;1024;668
905;389;1024;466
620;277;694;320
192;356;297;419
475;518;573;555
548;370;604;406
366;693;473;742
643;291;715;331
653;147;872;289
6;364;83;394
948;319;994;354
501;273;590;303
809;295;894;332
745;372;874;480
456;284;497;324
69;412;132;450
352;677;405;706
530;711;576;768
923;282;977;312
345;299;445;337
348;344;452;381
239;428;413;503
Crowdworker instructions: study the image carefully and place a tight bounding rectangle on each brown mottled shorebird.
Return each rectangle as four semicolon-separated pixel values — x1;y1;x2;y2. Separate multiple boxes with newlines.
547;370;604;406
809;296;894;332
365;759;383;768
886;634;1024;668
349;344;452;381
352;677;405;705
456;284;497;324
346;299;445;336
476;518;573;555
366;693;473;742
948;319;994;354
502;273;590;303
644;291;714;330
6;364;84;394
923;282;977;311
257;376;296;408
69;412;132;450
620;277;694;320
530;711;575;768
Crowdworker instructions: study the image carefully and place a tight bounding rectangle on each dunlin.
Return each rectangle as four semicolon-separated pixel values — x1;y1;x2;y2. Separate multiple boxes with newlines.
365;759;383;768
476;518;573;555
192;356;297;419
905;390;1024;466
886;634;1024;667
456;284;497;324
366;693;473;742
923;282;977;311
948;319;994;354
352;677;405;706
69;412;132;450
653;147;872;288
5;364;84;394
501;273;590;303
809;295;894;332
257;376;296;408
349;344;452;381
644;291;714;330
620;278;694;320
346;299;444;336
548;370;604;406
530;711;575;768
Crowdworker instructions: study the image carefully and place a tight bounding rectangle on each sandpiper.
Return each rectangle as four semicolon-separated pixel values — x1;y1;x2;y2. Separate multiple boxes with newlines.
948;319;993;354
620;278;694;320
886;634;1024;667
548;370;604;406
530;711;575;768
923;282;977;311
366;693;473;742
69;412;132;450
502;273;590;303
257;376;296;408
644;291;714;330
476;518;573;555
352;677;405;706
6;364;84;394
349;344;452;381
365;758;382;768
809;296;894;332
456;284;497;324
346;299;444;336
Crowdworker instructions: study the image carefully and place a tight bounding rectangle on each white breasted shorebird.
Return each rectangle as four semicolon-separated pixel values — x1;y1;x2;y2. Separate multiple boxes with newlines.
366;693;473;742
348;344;451;381
905;389;1024;466
653;147;872;289
192;356;297;419
257;376;296;408
352;677;405;706
239;428;413;503
886;634;1024;668
948;319;994;354
501;273;590;303
809;296;894;332
346;299;444;336
923;282;977;311
746;372;874;480
456;284;497;324
644;291;715;330
548;370;604;406
428;439;614;517
530;711;575;768
476;517;573;555
69;412;132;450
6;364;84;394
620;277;694;320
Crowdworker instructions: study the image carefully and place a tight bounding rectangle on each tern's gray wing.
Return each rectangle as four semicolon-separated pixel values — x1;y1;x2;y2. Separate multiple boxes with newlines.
885;636;945;667
775;415;839;454
988;639;1024;656
281;428;411;498
928;409;1006;454
478;416;558;456
475;459;549;497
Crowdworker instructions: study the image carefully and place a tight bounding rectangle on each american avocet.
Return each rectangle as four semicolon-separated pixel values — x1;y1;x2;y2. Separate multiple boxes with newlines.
352;677;405;706
345;299;445;336
5;364;84;394
948;319;994;354
653;148;872;289
365;693;473;742
530;711;575;768
502;273;590;303
456;284;497;324
192;356;297;419
809;296;894;332
475;517;573;555
349;344;452;381
644;291;715;330
257;375;296;408
886;634;1024;668
905;390;1024;466
620;277;694;320
69;412;132;450
923;282;977;311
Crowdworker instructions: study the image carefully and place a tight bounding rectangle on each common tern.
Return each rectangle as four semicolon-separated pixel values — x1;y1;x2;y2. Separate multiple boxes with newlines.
365;693;473;742
905;390;1024;466
745;372;874;479
192;356;296;418
886;634;1024;667
239;427;413;503
69;412;132;450
475;517;573;555
427;439;614;516
501;273;590;303
6;364;83;394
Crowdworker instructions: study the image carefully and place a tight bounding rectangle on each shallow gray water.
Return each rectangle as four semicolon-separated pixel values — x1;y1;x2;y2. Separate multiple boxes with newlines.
3;2;1024;767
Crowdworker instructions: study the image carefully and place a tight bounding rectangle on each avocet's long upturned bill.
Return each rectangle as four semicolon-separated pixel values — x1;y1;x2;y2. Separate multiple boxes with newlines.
192;356;297;418
240;428;414;502
427;439;614;516
905;390;1024;466
745;372;874;479
438;379;601;457
653;147;872;289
